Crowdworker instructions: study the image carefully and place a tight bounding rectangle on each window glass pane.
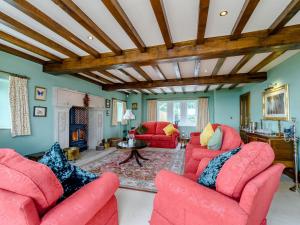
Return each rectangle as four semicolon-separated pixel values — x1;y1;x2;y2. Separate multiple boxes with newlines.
157;101;168;121
173;102;181;124
186;101;197;126
117;101;123;122
0;78;11;129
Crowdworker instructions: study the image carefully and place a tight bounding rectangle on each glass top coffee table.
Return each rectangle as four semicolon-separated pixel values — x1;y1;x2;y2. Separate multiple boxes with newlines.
117;140;149;167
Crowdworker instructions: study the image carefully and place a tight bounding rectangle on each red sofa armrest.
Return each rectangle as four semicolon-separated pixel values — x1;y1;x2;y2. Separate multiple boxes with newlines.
155;170;247;224
41;172;119;225
0;189;40;225
192;149;228;160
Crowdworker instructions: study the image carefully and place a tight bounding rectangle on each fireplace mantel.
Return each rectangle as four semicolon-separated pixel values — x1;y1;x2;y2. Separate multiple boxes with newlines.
53;87;105;149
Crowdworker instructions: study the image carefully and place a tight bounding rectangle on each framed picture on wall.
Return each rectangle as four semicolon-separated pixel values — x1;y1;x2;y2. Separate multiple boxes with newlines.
33;106;47;117
35;86;47;101
105;99;111;108
262;84;289;121
132;102;138;110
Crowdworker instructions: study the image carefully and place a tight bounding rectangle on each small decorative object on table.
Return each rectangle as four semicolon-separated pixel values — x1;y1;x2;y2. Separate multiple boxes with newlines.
63;147;80;161
283;117;299;193
33;106;47;117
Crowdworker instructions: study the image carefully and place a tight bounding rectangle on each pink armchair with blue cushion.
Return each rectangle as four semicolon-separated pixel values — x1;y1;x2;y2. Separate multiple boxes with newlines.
185;124;243;178
150;142;284;225
0;149;119;225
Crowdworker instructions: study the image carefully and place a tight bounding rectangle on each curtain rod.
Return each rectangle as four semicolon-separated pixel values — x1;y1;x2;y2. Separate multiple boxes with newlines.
0;70;30;80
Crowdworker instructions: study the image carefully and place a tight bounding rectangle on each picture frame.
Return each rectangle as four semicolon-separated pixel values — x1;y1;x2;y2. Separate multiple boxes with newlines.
262;84;289;121
33;106;47;117
35;86;47;101
105;99;111;108
132;102;138;110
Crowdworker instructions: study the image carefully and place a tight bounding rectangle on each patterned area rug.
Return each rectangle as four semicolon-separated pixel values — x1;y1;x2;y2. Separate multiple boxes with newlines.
80;146;185;192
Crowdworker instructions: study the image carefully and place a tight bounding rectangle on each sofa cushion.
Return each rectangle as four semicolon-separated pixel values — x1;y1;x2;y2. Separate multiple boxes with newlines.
216;142;275;198
200;123;215;146
220;125;242;151
152;135;172;141
198;147;241;188
39;143;98;199
207;126;223;150
143;121;157;134
135;134;153;140
163;123;177;136
136;124;147;134
156;121;172;135
0;148;63;214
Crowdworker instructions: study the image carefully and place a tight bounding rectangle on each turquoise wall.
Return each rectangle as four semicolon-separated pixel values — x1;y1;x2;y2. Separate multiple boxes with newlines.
240;52;300;134
0;51;126;155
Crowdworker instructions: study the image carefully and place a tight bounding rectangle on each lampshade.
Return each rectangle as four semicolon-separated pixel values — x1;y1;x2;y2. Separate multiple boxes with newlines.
123;109;135;120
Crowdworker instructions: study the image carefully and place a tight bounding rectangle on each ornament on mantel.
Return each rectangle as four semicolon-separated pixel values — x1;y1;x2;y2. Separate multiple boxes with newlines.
83;93;90;107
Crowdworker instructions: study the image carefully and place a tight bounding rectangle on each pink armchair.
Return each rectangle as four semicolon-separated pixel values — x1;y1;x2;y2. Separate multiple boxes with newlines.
0;149;119;225
150;142;285;225
185;124;242;177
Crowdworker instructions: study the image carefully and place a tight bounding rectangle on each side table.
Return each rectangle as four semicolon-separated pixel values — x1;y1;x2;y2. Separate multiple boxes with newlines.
180;137;190;149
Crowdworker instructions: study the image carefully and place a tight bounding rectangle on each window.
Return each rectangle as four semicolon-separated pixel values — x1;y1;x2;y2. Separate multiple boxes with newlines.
117;101;124;122
0;78;11;129
157;100;198;126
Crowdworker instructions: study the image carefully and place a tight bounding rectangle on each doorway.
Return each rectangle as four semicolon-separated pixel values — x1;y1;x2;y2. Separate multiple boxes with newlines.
240;92;250;128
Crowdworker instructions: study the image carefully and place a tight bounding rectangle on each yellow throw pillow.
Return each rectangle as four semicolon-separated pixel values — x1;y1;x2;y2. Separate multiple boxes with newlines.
200;123;215;146
163;123;176;136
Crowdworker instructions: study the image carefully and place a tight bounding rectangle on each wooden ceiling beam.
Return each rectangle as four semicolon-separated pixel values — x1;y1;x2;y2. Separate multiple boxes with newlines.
102;0;145;52
269;0;300;35
174;62;181;79
147;89;156;95
231;0;261;40
71;73;103;85
98;70;125;83
204;85;210;93
229;84;239;89
102;72;266;90
4;0;99;57
194;59;201;77
230;54;254;74
132;66;152;81
249;51;286;73
152;65;167;80
53;0;121;55
44;25;300;74
160;88;167;94
118;69;139;82
150;0;173;49
84;71;113;84
0;31;62;61
212;58;225;75
0;43;45;64
216;84;224;90
0;12;78;58
196;0;210;44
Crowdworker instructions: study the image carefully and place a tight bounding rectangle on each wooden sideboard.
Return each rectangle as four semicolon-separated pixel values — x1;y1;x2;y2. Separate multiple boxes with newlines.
240;130;295;178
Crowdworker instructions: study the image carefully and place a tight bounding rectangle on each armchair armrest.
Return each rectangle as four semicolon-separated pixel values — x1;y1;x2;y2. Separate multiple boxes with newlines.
129;129;136;135
41;172;119;225
190;132;201;137
190;135;200;145
196;158;211;178
155;170;247;224
192;149;227;160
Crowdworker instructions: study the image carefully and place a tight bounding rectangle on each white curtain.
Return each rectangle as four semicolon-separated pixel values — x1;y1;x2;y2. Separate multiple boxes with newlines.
147;100;157;121
121;101;127;125
197;97;209;132
9;76;31;137
112;99;118;126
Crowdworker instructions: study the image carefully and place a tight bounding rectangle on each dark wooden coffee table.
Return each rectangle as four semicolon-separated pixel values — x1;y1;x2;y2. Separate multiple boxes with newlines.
117;140;149;167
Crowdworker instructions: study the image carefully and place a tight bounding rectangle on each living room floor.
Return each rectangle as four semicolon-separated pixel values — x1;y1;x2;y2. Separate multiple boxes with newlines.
116;175;300;225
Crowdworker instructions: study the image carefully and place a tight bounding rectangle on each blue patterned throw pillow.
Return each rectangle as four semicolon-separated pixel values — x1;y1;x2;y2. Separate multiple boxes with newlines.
39;142;98;199
198;147;241;188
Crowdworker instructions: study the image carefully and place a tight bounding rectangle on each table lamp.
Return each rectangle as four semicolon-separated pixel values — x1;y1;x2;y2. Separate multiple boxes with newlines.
123;109;135;130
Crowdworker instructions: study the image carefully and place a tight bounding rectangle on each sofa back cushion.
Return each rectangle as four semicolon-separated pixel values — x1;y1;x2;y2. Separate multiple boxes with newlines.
143;121;157;134
0;149;63;214
156;121;172;135
216;142;275;199
220;125;242;151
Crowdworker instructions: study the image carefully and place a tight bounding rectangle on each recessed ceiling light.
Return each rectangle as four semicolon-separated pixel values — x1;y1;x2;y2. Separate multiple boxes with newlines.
88;36;94;40
219;10;228;16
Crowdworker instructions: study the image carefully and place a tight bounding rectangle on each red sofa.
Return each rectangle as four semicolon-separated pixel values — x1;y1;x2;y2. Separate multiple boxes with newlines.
130;121;179;148
0;149;119;225
150;142;284;225
185;124;243;177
